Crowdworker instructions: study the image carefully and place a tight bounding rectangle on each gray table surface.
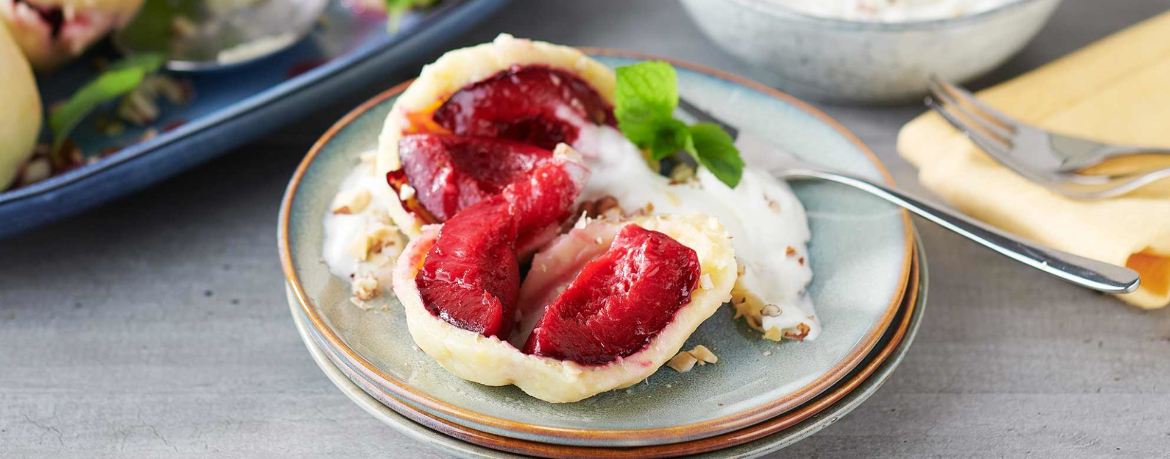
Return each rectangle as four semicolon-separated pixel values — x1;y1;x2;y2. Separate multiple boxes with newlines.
3;1;1169;457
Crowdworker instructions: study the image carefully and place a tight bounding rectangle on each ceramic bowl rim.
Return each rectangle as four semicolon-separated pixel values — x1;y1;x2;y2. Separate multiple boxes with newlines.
277;48;915;445
713;0;1052;30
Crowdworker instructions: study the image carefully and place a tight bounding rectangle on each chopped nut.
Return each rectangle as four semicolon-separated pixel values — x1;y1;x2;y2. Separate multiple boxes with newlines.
399;183;416;201
332;189;372;214
699;274;714;290
667;351;698;373
669;163;695;184
16;157;51;187
352;273;378;300
690;345;718;364
348;234;372;261
761;304;782;317
785;323;812;341
349;223;405;262
595;195;620;216
117;89;159;125
785;246;796;257
797;257;805;265
573;211;590;229
369;225;404;254
579;195;621;219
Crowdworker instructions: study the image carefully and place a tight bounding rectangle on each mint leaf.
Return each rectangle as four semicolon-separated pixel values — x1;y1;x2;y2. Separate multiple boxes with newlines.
647;118;690;161
615;61;677;128
384;0;438;31
615;62;683;159
686;123;743;188
49;53;165;153
613;61;744;188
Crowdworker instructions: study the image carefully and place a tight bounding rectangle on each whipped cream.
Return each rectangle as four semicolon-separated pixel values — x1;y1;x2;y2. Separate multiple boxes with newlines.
322;153;406;303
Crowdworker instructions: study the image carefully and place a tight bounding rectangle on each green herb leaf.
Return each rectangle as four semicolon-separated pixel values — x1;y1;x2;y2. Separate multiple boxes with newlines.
615;61;676;129
686;123;743;188
108;53;165;73
48;53;166;153
384;0;438;31
613;61;744;188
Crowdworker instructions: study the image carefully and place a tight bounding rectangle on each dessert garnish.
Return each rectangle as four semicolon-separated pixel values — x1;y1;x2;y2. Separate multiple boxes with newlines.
613;61;743;188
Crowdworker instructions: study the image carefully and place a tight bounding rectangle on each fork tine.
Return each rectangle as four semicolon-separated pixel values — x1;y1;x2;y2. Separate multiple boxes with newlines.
926;79;1014;141
925;96;1013;153
929;76;1018;132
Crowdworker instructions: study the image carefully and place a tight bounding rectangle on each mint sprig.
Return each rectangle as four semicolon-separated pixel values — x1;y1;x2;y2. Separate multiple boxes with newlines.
614;61;743;188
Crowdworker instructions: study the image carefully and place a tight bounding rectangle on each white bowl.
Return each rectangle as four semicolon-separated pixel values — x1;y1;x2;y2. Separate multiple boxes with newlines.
680;0;1062;104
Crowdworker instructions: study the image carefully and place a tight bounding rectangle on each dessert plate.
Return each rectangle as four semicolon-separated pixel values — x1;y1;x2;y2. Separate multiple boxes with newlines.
279;51;914;447
286;241;926;458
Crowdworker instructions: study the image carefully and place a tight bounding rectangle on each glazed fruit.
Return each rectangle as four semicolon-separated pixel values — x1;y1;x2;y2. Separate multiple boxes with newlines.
393;134;552;222
414;152;588;338
523;224;701;365
1;0;146;70
415;195;520;338
375;35;617;238
432;65;616;151
386;65;615;234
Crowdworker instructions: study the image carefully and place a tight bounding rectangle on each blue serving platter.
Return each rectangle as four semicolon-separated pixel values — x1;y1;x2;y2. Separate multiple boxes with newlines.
0;0;511;239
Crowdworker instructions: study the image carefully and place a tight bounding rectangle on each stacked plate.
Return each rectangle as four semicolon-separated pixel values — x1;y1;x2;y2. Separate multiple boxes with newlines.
279;53;927;458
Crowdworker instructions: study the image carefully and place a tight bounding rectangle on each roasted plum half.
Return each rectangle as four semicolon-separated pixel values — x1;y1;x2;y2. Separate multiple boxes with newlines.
376;34;617;238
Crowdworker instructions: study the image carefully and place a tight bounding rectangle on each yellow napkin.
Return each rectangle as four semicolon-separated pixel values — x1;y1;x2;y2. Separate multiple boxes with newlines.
898;12;1170;308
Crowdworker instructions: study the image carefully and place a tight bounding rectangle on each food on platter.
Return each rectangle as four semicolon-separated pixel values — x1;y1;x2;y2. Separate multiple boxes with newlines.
321;35;821;401
1;0;196;192
0;23;41;190
1;0;145;70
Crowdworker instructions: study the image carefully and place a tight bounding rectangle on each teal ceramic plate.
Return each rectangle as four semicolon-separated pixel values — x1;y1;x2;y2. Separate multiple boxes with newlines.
285;238;926;458
279;51;914;447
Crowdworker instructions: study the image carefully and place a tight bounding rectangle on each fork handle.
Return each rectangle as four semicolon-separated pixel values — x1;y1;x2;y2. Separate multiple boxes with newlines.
780;168;1141;294
1060;144;1170;173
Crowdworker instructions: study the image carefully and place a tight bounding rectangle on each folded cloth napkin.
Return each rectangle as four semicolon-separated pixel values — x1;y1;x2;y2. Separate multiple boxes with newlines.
898;11;1170;308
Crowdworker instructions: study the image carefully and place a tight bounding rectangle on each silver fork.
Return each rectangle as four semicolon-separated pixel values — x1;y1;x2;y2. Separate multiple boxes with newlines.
676;98;1140;294
925;77;1170;199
